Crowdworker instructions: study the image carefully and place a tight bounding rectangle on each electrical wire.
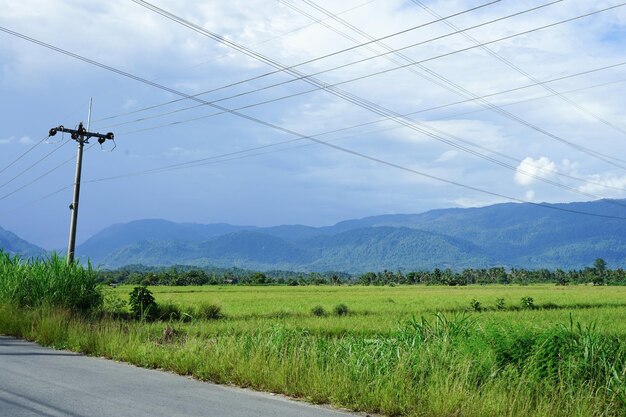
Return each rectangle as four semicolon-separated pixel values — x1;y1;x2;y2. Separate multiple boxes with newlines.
111;67;626;195
127;0;626;173
409;0;626;137
0;136;50;176
0;143;98;202
93;0;503;125
0;140;71;191
2;18;626;220
287;0;626;168
0;185;74;217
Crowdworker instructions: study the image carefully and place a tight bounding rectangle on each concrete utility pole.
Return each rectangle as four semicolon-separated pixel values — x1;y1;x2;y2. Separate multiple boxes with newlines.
48;102;114;265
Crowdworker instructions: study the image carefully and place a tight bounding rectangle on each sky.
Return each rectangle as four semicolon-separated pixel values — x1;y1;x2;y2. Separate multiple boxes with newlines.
1;0;626;249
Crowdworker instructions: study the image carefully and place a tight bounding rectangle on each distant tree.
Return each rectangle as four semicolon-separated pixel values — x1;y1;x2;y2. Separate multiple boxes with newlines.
251;272;268;285
593;258;607;285
594;258;607;274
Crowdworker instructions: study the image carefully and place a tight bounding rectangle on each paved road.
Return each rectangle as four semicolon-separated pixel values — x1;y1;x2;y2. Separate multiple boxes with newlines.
0;336;358;417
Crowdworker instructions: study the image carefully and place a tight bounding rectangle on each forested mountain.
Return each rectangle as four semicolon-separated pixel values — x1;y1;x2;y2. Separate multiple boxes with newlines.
72;199;626;272
0;226;46;258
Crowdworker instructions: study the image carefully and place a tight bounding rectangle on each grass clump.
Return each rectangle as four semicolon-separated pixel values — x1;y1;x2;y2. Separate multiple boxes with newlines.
192;302;222;320
311;305;327;317
333;303;349;316
0;251;102;311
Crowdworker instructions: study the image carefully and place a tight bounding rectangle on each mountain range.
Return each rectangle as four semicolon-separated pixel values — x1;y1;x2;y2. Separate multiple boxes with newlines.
3;199;626;272
0;226;46;259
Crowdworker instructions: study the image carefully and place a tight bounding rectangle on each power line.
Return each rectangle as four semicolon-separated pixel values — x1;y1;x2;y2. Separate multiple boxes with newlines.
4;7;623;199
113;58;626;139
93;0;504;125
110;65;626;195
96;114;626;197
0;185;73;217
128;0;626;173
0;143;97;203
0;139;71;191
409;0;626;138
0;136;49;176
287;0;626;169
2;19;625;220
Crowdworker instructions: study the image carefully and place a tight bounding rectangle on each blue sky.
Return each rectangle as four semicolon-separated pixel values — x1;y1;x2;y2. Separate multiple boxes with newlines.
1;0;626;249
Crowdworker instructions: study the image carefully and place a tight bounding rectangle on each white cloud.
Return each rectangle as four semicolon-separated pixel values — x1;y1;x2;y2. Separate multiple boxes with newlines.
577;174;626;197
435;150;458;163
514;156;557;186
122;99;138;110
0;137;13;145
18;136;32;145
525;189;536;201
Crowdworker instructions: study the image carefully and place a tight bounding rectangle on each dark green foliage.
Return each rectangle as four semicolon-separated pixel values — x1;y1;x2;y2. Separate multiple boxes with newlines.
193;302;222;320
95;258;626;287
0;251;102;311
469;298;481;312
156;301;184;321
311;305;326;317
333;303;349;316
495;298;505;310
521;296;535;309
128;286;157;320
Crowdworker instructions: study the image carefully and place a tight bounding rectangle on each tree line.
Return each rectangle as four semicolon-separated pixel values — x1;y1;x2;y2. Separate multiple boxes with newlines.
96;258;626;286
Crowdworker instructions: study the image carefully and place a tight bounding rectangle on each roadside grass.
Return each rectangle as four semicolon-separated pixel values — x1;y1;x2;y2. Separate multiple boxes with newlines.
1;303;624;417
0;252;102;311
2;257;626;416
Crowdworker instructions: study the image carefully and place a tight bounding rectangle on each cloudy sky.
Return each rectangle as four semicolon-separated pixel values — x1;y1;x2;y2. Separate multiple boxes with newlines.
1;0;626;249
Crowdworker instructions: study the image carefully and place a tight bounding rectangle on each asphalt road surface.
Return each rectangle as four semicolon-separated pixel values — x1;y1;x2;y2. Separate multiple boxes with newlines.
0;336;358;417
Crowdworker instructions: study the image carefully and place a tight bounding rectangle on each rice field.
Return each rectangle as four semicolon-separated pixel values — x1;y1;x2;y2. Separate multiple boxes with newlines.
1;255;626;417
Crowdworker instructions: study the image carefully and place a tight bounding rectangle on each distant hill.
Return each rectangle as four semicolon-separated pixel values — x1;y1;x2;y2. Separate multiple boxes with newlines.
0;226;46;258
74;199;626;272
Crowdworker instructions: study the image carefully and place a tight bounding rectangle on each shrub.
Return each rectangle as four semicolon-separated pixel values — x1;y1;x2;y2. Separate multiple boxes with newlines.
129;286;157;320
156;301;185;321
333;303;349;316
102;292;128;316
469;299;481;312
521;296;535;310
496;298;505;310
311;305;326;317
193;302;222;320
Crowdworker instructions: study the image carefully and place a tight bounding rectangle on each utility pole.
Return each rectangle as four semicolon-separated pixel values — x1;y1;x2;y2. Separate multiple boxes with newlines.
48;100;114;264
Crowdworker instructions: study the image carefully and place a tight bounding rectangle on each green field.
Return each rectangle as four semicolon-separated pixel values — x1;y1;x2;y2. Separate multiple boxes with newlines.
1;256;625;417
129;284;626;334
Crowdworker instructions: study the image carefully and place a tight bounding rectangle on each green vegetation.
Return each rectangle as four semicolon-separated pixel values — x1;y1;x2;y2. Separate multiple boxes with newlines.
97;258;626;286
128;285;157;320
2;253;626;416
0;251;101;311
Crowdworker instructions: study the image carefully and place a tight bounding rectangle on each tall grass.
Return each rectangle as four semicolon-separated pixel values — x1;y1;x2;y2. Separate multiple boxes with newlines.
0;304;624;417
2;279;626;416
0;251;102;311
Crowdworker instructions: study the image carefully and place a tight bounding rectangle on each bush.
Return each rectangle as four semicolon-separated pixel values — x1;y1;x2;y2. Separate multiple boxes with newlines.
469;299;481;312
193;302;222;320
496;298;505;310
521;296;535;310
156;301;185;321
129;286;157;320
311;305;326;317
333;303;349;316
